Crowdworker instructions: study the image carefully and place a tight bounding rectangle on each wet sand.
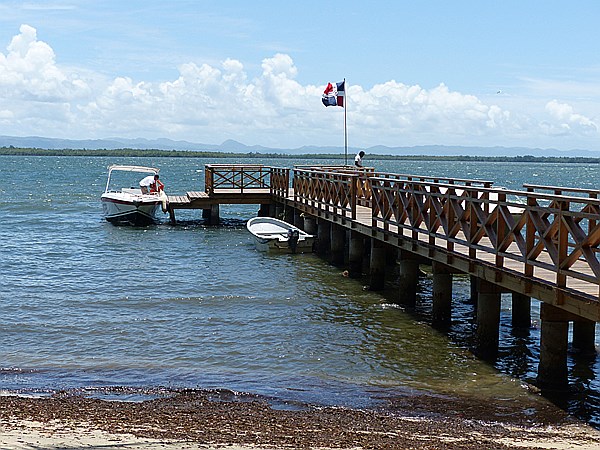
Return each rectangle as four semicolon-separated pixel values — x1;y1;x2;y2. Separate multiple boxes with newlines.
1;390;600;449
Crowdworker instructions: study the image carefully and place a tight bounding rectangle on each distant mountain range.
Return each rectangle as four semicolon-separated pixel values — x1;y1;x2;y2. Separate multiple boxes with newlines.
1;135;599;158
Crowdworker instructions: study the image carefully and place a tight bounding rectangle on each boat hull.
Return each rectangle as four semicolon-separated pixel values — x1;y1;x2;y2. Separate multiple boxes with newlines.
247;217;314;254
252;235;315;253
101;195;162;226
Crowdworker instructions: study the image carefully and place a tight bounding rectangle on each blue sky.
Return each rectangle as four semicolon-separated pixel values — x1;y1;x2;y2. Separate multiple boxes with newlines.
0;0;598;151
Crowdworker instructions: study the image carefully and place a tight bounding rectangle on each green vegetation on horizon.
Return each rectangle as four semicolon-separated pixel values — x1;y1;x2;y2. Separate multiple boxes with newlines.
1;146;600;163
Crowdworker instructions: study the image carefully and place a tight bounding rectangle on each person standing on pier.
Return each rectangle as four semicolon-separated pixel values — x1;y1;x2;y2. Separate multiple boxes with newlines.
354;151;365;167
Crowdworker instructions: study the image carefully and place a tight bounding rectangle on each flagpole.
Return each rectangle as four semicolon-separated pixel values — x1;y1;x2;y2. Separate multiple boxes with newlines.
344;78;347;165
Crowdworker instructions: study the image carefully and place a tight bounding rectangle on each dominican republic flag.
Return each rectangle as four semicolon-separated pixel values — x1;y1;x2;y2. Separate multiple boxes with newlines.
322;80;345;107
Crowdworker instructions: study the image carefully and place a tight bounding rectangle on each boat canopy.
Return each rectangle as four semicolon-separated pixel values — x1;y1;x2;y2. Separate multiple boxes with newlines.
105;165;161;193
107;165;159;174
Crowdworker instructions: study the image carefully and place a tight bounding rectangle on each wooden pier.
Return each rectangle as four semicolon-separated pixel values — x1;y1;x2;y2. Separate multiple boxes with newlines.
167;164;287;223
168;163;600;388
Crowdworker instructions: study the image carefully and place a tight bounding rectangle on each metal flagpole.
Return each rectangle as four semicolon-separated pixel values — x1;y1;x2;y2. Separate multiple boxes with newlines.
344;78;347;165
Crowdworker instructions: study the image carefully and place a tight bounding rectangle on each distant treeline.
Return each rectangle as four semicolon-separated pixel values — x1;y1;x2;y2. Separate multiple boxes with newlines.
1;146;600;163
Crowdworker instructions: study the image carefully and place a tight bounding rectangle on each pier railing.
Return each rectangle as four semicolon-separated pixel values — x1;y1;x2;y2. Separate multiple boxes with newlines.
293;166;493;209
524;183;600;199
361;173;494;209
205;164;289;197
293;167;494;211
271;167;290;199
293;168;357;219
369;177;600;303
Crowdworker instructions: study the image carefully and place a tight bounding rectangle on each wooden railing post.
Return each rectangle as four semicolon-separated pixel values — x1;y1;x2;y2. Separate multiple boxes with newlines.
205;166;213;194
495;191;506;269
525;194;535;278
483;182;493;214
556;200;569;305
446;185;455;253
293;170;299;203
591;192;598;233
351;174;357;219
467;189;477;262
285;168;290;198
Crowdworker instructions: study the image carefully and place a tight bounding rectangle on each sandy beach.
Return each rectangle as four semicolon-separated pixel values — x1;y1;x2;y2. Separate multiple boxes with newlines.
1;391;600;449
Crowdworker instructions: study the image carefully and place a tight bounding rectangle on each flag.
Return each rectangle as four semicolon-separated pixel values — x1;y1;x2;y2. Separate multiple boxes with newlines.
322;80;345;107
335;80;344;107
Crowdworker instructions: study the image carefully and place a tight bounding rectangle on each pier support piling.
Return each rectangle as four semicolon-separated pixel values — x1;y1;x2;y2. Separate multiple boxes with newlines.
398;252;419;306
202;204;220;225
572;319;597;354
386;246;399;267
511;292;531;328
476;280;501;359
316;220;331;256
432;262;453;325
275;204;284;220
469;275;478;304
304;216;317;236
369;239;386;290
284;205;294;223
363;237;372;273
538;303;569;388
294;210;304;230
348;231;364;278
258;203;270;217
330;224;346;266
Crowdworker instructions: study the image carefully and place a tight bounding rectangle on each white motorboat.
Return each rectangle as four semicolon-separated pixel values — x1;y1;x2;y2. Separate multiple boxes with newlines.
101;165;168;225
246;217;314;253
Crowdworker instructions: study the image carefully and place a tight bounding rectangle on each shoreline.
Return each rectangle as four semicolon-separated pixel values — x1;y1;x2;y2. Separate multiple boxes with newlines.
1;390;600;449
3;148;600;164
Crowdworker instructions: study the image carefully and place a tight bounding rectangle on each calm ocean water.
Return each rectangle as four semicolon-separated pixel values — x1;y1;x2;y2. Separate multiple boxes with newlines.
2;155;600;424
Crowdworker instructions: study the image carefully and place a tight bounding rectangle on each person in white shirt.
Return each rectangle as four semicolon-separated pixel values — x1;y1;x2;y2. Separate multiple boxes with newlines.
140;174;160;194
354;151;365;167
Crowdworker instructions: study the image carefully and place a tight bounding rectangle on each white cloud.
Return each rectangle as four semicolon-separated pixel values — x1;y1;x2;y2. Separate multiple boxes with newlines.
350;81;523;142
0;24;599;149
0;24;90;102
543;99;597;136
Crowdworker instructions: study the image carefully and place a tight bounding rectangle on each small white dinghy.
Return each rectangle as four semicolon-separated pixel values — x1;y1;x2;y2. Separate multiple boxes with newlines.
246;217;314;253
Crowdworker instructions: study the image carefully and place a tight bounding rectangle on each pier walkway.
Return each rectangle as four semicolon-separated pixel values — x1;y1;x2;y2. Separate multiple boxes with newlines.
168;163;600;388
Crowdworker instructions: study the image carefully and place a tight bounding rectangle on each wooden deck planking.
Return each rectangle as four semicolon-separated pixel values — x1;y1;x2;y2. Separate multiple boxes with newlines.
187;191;209;199
168;195;190;204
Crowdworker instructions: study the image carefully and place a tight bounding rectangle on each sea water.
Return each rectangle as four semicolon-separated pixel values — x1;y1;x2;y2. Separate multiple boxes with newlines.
2;155;600;425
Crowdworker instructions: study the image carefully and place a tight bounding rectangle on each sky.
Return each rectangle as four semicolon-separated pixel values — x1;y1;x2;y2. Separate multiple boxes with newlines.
0;0;599;151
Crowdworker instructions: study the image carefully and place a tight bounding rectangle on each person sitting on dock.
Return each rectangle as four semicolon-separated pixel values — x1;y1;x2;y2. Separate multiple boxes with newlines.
140;174;161;194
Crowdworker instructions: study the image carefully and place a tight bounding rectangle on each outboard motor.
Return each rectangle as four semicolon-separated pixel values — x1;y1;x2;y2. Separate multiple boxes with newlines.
287;228;300;253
